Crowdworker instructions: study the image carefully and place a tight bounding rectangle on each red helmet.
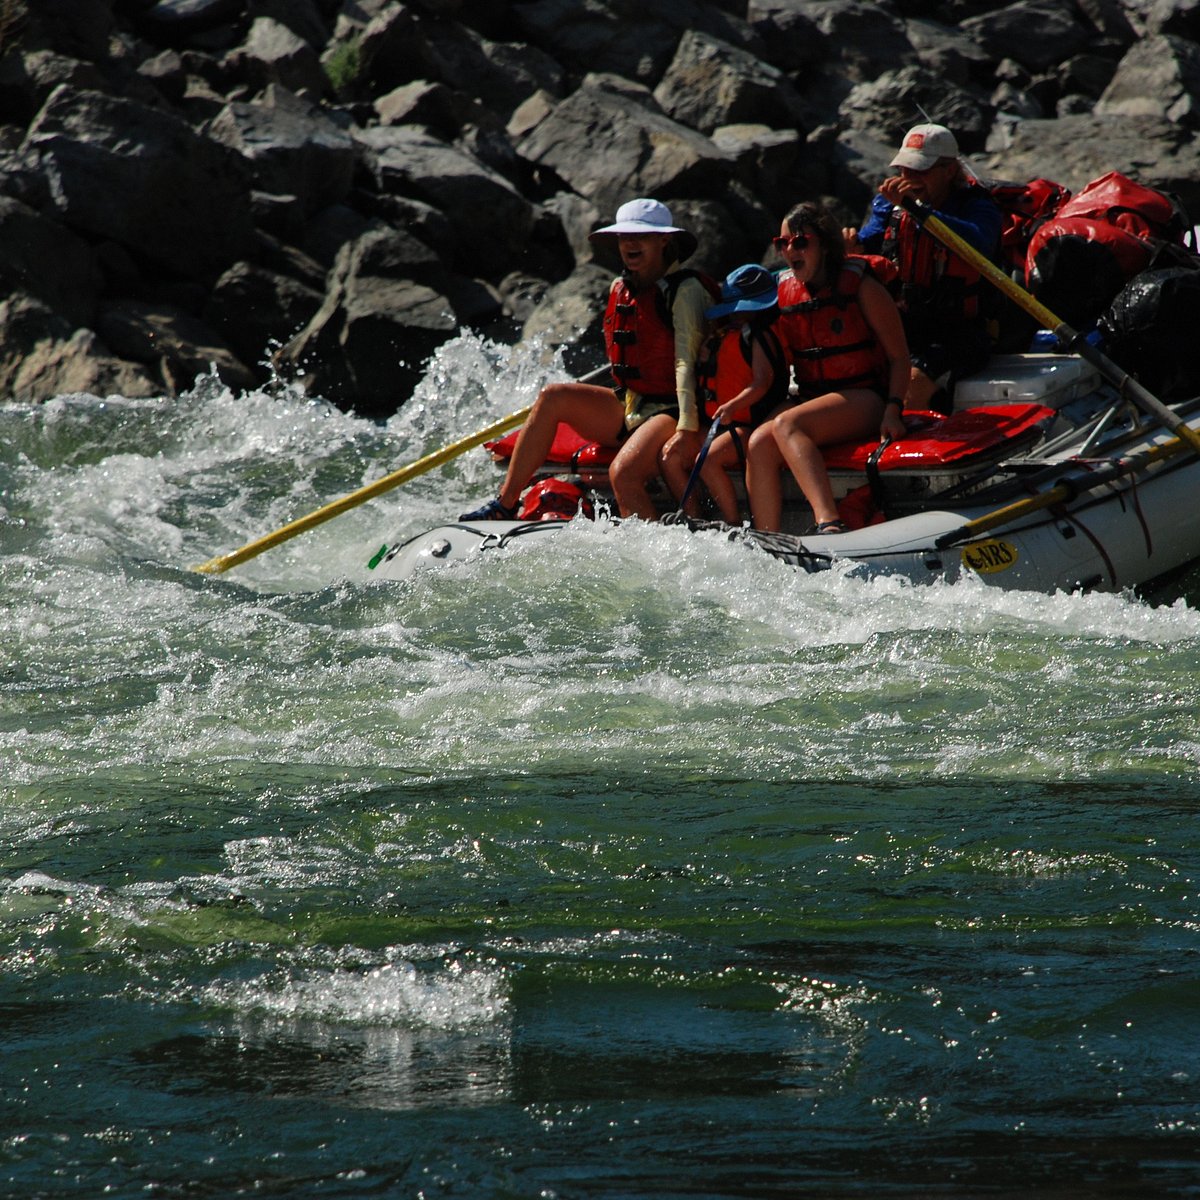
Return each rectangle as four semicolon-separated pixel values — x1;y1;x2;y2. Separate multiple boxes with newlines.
518;479;595;521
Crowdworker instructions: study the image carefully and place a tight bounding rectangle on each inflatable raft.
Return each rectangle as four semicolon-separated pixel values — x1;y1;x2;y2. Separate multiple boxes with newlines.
371;352;1200;596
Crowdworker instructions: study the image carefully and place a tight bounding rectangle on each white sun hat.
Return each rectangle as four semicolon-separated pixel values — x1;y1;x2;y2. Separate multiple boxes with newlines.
588;198;697;262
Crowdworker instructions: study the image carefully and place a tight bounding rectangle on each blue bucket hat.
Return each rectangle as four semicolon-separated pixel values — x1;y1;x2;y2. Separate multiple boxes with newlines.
705;263;778;320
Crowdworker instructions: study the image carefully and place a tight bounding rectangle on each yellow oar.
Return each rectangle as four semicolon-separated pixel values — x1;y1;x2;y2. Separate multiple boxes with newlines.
192;405;531;574
901;195;1200;455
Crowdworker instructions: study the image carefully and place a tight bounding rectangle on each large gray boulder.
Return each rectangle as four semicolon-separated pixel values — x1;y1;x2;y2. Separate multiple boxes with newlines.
0;295;159;403
275;226;464;417
202;261;325;368
710;125;809;225
0;196;102;329
95;299;259;393
247;0;330;50
222;16;331;98
20;84;255;280
763;0;917;80
0;50;109;127
983;112;1200;217
354;124;534;277
840;65;994;153
475;38;566;117
373;79;463;135
516;75;733;218
335;4;462;99
904;17;993;85
511;0;759;85
653;29;805;136
19;0;116;63
960;0;1098;72
1141;0;1200;39
519;263;613;371
205;87;357;218
1095;32;1200;124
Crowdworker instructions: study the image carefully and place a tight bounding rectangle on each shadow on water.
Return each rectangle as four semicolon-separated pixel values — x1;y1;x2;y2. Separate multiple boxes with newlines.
1140;558;1200;608
5;766;1200;1195
131;1026;513;1111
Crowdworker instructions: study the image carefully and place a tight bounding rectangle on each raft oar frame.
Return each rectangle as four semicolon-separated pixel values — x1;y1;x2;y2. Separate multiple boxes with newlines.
899;195;1200;549
933;434;1193;549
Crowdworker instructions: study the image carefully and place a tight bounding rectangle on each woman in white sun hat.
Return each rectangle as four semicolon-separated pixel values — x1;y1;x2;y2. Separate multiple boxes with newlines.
460;197;717;522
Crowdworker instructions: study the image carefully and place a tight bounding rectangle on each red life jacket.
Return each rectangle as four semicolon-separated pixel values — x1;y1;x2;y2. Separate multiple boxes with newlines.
777;258;888;398
603;269;718;398
696;320;789;423
517;478;595;522
881;183;989;322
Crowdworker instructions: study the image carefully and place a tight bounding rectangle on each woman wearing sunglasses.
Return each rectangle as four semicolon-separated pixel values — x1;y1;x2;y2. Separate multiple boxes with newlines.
744;201;910;534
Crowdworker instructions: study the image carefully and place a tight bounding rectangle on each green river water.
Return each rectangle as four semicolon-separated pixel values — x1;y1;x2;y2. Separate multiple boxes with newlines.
2;336;1199;1197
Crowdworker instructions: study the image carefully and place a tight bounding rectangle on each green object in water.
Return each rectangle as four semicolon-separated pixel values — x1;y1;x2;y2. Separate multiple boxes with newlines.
366;544;388;569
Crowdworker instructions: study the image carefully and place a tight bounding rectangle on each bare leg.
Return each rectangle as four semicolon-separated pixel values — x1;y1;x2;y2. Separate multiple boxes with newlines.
698;431;745;524
773;390;883;526
745;422;789;532
609;412;677;519
659;429;695;507
498;382;625;509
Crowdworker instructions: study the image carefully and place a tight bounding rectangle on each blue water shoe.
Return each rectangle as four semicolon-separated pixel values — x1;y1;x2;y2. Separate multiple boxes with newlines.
459;497;517;521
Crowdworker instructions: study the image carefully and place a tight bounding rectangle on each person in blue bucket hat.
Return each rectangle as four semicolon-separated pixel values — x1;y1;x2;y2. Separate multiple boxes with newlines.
663;263;790;524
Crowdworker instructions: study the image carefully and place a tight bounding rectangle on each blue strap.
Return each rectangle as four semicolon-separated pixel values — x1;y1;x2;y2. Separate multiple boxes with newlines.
679;418;722;511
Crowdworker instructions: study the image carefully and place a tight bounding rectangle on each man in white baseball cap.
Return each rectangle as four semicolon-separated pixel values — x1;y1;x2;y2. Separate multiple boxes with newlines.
460;197;715;522
845;123;1002;411
888;123;960;172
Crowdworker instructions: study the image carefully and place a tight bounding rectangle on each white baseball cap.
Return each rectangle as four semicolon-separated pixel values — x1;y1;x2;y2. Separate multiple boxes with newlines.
890;123;959;171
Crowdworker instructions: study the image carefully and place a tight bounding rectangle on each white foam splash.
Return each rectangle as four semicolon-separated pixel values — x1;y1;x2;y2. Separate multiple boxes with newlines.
3;333;1200;786
203;958;509;1030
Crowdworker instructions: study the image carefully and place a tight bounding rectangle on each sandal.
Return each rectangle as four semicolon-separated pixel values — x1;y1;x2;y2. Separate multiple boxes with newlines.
808;519;849;535
458;497;517;521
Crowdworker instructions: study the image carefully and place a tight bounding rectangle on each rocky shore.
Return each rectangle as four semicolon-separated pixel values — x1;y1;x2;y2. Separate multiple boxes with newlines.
2;0;1199;418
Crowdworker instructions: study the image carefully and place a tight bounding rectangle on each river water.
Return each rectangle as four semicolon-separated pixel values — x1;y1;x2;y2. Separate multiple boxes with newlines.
3;334;1199;1198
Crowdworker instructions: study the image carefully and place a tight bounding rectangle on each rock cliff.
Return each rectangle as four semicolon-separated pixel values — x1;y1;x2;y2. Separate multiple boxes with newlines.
1;0;1197;417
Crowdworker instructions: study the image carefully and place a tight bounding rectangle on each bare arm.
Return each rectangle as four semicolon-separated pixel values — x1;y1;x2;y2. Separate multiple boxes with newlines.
670;277;710;433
